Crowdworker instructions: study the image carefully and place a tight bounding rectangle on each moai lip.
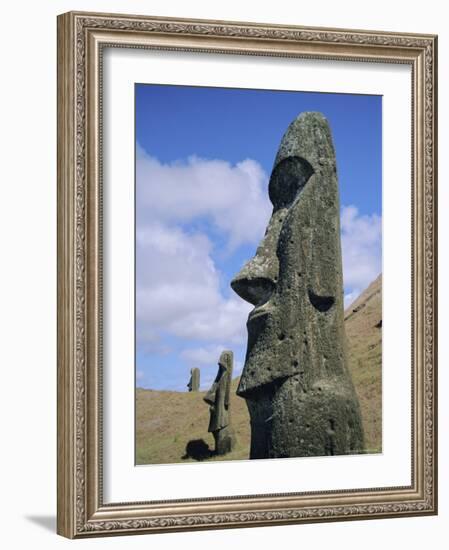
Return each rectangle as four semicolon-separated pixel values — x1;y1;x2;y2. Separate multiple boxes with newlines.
231;112;365;459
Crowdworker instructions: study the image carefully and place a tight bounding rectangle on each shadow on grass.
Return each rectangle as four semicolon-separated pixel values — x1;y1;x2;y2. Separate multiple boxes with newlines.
182;439;214;461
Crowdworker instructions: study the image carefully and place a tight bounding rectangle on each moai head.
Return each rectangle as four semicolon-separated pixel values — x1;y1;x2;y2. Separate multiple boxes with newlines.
187;367;200;392
231;112;364;458
203;351;233;433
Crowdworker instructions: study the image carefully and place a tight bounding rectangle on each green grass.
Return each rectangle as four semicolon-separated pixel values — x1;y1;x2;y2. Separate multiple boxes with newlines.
136;275;382;464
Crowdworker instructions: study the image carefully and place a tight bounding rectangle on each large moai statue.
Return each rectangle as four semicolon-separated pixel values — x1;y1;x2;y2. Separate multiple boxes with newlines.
203;351;236;455
231;112;365;459
187;367;200;392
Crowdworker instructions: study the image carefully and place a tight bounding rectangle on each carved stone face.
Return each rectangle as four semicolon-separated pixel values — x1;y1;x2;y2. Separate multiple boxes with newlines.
203;366;222;408
203;351;233;433
231;113;363;458
231;112;345;398
187;367;200;392
230;113;364;459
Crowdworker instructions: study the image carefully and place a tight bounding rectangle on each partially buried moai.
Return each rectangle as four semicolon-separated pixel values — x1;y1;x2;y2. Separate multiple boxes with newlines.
231;112;364;459
203;351;236;455
187;367;200;392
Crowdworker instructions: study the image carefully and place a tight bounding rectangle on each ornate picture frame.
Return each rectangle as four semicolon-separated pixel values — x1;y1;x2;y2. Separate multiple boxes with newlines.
57;11;437;538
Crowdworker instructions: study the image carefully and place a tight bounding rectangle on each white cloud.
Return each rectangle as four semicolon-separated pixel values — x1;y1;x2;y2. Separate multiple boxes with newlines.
136;146;266;347
180;345;227;366
341;205;382;301
136;145;272;251
136;222;252;345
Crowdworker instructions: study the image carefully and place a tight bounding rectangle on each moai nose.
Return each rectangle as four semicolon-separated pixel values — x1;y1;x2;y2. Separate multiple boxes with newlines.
231;270;275;307
230;231;279;307
231;206;284;307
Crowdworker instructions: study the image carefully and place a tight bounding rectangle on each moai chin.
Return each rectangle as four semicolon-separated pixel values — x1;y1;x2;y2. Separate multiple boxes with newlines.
187;367;200;392
231;112;365;459
203;351;236;455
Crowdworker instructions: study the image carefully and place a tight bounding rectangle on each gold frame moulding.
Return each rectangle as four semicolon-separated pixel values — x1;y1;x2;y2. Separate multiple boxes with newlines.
57;10;438;538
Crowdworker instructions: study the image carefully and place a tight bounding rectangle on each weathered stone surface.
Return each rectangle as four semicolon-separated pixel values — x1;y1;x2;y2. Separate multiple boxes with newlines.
203;351;236;455
231;112;365;459
187;367;200;392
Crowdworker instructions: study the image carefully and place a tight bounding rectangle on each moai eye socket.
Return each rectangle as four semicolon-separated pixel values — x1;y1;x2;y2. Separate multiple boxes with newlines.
268;156;314;210
308;288;335;312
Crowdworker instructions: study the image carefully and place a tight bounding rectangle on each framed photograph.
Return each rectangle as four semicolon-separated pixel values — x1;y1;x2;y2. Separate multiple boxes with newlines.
57;11;437;538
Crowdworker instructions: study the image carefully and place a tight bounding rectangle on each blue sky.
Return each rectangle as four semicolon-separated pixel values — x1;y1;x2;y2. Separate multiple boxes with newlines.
135;84;382;391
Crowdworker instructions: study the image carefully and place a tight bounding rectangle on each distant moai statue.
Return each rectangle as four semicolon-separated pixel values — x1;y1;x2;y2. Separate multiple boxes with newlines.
187;368;200;392
231;112;365;459
203;351;236;455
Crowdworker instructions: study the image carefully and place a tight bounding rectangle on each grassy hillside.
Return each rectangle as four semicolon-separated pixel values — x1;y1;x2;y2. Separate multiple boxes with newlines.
136;275;382;464
136;377;251;464
344;274;382;453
